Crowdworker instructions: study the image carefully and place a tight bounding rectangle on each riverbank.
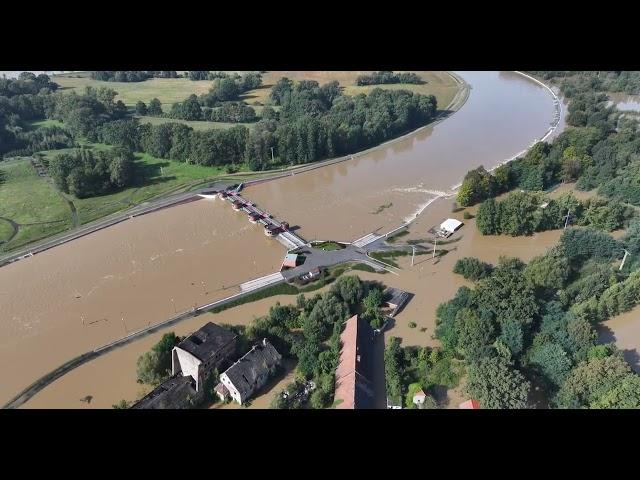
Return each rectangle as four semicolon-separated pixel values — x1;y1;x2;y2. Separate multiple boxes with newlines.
9;71;560;408
0;72;469;268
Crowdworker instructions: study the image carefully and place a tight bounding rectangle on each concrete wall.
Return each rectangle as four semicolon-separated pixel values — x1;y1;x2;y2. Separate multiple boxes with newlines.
220;373;242;404
173;348;202;390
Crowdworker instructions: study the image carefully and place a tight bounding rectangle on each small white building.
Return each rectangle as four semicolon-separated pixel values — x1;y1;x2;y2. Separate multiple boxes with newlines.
413;389;427;406
438;218;463;237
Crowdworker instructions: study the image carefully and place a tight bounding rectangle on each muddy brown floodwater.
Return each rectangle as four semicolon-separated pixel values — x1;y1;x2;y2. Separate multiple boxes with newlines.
247;71;565;242
0;198;284;405
12;71;574;408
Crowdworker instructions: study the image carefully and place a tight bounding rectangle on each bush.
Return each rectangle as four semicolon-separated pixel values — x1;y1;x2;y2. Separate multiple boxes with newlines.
136;332;181;386
453;257;493;281
408;321;417;328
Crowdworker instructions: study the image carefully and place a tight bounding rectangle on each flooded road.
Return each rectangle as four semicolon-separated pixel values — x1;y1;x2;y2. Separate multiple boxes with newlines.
0;199;284;405
6;71;571;407
247;71;565;242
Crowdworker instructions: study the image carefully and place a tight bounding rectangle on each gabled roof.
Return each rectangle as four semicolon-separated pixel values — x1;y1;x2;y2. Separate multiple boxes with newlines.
383;287;412;316
413;389;427;398
223;340;282;399
459;399;481;409
334;315;375;409
176;322;236;363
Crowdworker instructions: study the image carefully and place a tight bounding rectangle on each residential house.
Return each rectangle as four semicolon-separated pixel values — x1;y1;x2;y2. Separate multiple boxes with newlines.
217;339;282;405
413;389;427;406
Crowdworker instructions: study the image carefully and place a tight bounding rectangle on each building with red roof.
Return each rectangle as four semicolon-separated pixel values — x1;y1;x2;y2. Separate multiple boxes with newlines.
459;399;481;409
334;315;375;409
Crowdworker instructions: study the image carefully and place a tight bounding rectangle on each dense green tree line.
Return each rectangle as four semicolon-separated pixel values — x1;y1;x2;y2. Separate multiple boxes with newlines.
90;71;178;82
49;147;135;198
163;96;257;123
0;74;60;156
475;190;633;236
356;71;424;86
457;72;640;232
435;224;640;408
45;77;437;173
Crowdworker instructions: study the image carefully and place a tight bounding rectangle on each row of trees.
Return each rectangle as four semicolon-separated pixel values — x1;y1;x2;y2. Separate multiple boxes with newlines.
163;95;258;123
54;79;437;173
90;71;178;82
475;190;633;236
355;71;424;86
199;73;263;105
48;147;135;198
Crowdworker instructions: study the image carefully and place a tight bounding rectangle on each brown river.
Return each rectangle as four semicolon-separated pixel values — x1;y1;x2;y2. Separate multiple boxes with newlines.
5;71;616;409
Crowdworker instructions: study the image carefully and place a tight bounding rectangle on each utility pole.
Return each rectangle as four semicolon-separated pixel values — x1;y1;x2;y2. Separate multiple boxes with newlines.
620;249;631;271
411;246;416;266
271;147;275;162
432;237;438;259
564;209;571;229
171;298;176;313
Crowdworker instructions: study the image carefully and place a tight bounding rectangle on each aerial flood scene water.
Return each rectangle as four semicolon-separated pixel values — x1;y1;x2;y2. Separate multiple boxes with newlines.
2;69;640;411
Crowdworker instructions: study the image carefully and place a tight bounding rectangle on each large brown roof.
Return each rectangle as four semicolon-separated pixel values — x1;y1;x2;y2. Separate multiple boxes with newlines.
334;315;375;409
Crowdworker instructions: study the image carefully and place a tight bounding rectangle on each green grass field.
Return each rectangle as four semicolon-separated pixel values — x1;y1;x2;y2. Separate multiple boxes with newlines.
0;218;15;243
0;158;73;251
259;71;460;110
46;148;228;225
54;71;460;125
53;72;213;107
0;71;462;252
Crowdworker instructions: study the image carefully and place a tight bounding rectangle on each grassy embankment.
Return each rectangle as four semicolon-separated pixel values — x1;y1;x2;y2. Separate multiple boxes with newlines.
0;158;73;251
0;71;460;252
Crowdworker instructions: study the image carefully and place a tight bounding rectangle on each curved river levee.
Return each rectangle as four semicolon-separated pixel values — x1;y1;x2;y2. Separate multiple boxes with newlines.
0;71;567;405
246;71;566;242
